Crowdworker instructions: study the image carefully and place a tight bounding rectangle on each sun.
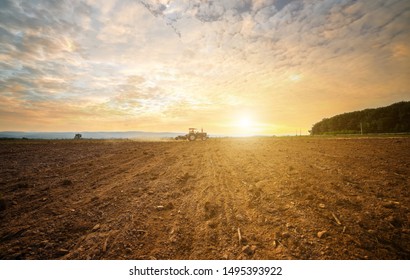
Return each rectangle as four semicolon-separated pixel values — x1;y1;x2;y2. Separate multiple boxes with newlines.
236;116;256;135
239;117;252;129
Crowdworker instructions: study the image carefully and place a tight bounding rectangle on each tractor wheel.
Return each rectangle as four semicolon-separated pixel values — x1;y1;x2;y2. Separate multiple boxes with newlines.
202;136;207;141
188;134;196;141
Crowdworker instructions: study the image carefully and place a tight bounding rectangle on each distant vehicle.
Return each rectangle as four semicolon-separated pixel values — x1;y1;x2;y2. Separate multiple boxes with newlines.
74;134;82;140
175;128;208;141
187;128;208;141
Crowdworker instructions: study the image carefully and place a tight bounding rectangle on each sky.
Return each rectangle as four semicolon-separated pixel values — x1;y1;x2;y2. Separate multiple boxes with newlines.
0;0;409;136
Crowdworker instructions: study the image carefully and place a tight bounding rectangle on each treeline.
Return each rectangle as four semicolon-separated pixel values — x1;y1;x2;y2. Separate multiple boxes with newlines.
311;101;410;135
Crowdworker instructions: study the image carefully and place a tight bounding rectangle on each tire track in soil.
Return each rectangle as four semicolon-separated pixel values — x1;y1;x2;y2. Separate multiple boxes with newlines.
115;141;200;260
214;139;291;259
61;142;189;260
223;138;410;259
1;141;186;259
242;140;340;259
178;140;279;259
175;140;244;259
228;139;331;259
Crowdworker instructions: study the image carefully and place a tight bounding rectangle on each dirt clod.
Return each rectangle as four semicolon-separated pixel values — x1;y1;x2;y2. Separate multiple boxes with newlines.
242;245;256;256
204;202;219;220
317;231;328;239
281;232;291;239
56;249;69;256
165;202;174;210
382;201;400;209
61;179;72;186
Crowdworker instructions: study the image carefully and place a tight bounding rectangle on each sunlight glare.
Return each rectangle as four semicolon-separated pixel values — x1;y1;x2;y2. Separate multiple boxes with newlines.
236;115;255;135
239;117;252;128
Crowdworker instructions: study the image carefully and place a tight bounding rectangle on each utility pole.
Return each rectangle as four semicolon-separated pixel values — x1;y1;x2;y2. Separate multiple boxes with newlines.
360;122;363;135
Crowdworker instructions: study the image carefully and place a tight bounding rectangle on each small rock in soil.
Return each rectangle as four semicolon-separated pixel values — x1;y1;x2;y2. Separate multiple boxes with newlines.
386;215;403;227
235;214;245;221
317;230;327;238
241;245;257;256
92;224;100;231
319;203;326;208
56;249;69;256
382;201;400;209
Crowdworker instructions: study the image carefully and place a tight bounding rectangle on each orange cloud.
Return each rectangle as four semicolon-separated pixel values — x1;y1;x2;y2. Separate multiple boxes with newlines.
0;0;409;135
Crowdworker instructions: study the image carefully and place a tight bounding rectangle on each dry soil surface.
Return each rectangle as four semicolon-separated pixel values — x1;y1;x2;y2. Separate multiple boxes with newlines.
0;137;409;260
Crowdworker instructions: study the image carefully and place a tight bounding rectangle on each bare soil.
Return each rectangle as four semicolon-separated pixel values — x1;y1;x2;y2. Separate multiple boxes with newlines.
0;137;409;260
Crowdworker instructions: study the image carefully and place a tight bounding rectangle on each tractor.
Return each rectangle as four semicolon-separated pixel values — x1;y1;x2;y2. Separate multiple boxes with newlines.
175;128;208;141
187;128;208;141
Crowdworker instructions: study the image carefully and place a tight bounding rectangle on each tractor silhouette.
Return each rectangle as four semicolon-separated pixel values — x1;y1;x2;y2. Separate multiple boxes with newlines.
187;128;208;141
175;128;208;141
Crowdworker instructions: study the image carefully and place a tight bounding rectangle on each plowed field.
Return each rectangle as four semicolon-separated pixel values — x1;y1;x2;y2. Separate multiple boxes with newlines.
0;137;409;259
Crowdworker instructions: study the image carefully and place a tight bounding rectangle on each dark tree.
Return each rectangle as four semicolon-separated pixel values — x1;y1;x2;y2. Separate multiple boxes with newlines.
311;101;410;135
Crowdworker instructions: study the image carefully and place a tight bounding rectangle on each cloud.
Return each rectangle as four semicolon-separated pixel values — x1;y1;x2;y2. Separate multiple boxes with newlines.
0;0;409;134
